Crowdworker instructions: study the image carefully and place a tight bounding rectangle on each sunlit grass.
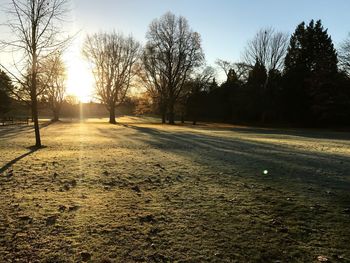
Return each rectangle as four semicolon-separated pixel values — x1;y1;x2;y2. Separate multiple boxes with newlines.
0;119;349;262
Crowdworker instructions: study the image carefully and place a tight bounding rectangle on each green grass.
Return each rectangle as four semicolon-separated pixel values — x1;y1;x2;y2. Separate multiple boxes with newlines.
0;118;349;262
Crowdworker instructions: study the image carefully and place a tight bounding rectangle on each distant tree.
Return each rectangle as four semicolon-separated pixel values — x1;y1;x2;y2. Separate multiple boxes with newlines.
83;32;141;124
208;77;219;92
134;92;154;115
65;95;79;105
183;66;215;124
215;59;251;82
243;28;289;72
0;70;13;115
40;53;67;121
241;28;288;122
142;12;204;124
339;34;350;76
284;20;340;123
226;68;239;84
264;69;284;122
221;68;244;122
215;59;234;79
232;62;252;82
0;0;70;147
245;60;267;121
140;45;168;123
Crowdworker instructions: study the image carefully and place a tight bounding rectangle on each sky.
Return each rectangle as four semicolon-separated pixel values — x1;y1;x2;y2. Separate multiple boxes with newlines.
0;0;350;101
68;0;350;61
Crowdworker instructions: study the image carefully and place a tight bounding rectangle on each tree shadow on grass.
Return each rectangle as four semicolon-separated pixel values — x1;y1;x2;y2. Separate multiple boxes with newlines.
0;145;45;174
114;124;350;202
0;121;54;139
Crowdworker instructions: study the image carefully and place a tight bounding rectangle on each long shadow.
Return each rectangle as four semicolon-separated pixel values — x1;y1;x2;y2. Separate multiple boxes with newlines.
0;146;41;174
204;125;350;141
0;120;54;139
111;124;350;204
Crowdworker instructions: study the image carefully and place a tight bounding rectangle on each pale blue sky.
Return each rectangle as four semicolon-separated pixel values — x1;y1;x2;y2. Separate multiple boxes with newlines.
69;0;350;64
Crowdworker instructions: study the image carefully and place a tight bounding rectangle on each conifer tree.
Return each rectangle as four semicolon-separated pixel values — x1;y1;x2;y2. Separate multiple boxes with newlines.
284;20;339;123
0;70;12;115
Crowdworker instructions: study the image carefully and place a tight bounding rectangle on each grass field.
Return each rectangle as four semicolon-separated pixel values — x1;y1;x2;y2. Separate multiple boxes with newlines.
0;117;349;262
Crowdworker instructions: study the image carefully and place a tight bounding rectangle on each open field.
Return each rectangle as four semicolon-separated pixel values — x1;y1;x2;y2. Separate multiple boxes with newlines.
0;117;349;262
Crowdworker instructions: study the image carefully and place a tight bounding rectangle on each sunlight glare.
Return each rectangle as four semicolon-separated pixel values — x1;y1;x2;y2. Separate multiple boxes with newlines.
64;40;94;103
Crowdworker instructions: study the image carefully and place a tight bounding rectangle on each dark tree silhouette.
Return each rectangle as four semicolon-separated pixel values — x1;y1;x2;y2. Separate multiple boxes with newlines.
242;28;288;122
83;32;141;124
243;28;289;72
140;44;168;123
216;59;251;82
139;20;349;127
142;12;204;124
215;59;234;79
182;66;215;124
245;60;267;121
0;70;13;115
284;20;340;123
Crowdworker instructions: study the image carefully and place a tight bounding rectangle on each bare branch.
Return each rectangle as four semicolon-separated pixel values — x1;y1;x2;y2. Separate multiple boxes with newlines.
339;34;350;76
140;12;204;123
83;31;141;123
242;28;289;72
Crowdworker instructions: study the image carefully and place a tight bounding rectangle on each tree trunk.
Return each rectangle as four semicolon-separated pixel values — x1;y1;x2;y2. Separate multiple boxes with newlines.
181;112;185;124
168;102;175;125
31;96;41;147
109;106;116;124
31;46;41;148
160;103;166;124
52;109;59;122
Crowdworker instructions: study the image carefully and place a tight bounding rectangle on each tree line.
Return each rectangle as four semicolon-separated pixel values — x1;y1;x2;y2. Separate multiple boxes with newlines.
185;20;350;127
1;1;350;147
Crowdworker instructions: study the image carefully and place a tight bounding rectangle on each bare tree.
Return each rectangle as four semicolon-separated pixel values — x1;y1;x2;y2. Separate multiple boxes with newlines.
339;35;350;76
142;12;204;124
140;44;169;123
0;0;69;147
242;28;289;123
233;62;252;82
243;28;289;72
215;59;234;79
216;59;251;82
189;66;216;93
40;53;66;121
83;32;140;124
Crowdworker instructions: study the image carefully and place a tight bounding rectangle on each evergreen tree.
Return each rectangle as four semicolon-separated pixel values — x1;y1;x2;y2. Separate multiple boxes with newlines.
221;69;242;122
226;69;239;84
265;69;283;122
245;60;267;121
0;70;12;116
284;20;340;124
208;78;219;93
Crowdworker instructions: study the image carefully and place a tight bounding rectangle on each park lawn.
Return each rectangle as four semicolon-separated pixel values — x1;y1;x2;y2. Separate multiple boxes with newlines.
0;117;349;262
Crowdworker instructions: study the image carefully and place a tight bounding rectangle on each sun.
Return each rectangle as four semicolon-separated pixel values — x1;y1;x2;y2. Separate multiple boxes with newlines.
65;57;94;103
64;41;95;103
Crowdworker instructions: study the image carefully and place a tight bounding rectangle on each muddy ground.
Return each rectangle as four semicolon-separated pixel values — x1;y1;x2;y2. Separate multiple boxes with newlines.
0;117;349;262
